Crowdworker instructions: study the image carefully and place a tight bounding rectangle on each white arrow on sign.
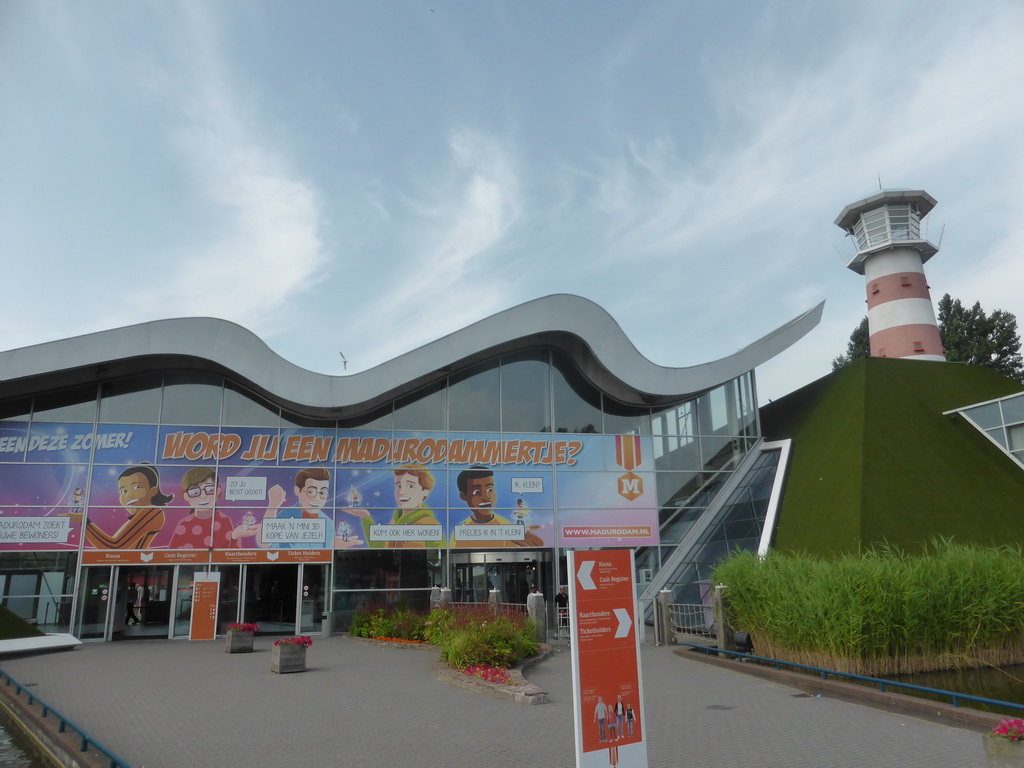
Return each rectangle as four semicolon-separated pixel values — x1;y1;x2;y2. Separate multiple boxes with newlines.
613;608;632;638
577;561;596;590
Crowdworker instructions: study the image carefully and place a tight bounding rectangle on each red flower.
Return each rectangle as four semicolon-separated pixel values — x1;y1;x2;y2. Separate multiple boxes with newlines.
991;718;1024;741
226;623;260;633
274;636;313;648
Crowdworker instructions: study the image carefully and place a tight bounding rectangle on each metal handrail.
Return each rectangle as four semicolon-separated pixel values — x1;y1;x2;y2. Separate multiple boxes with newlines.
0;668;132;768
679;641;1024;715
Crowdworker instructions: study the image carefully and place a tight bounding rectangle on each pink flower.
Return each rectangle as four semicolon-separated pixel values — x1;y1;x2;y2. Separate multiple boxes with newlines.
274;636;313;648
991;719;1024;741
463;665;515;686
226;623;260;633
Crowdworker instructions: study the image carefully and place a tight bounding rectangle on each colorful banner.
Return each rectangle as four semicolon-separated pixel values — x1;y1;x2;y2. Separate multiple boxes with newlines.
0;424;660;553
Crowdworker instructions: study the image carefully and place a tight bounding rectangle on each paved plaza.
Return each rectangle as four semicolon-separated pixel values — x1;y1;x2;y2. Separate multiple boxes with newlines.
0;635;995;768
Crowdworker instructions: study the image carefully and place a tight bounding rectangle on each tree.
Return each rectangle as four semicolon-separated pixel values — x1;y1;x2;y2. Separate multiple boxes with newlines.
832;294;1024;383
938;294;1024;382
831;317;869;370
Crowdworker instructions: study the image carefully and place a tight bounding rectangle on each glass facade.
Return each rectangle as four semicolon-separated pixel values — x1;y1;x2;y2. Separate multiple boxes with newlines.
652;448;782;603
852;203;922;251
0;346;760;639
958;392;1024;468
0;552;76;633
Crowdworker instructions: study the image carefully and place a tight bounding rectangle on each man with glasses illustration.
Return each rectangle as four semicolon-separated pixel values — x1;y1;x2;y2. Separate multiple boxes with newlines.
169;467;257;549
259;467;334;549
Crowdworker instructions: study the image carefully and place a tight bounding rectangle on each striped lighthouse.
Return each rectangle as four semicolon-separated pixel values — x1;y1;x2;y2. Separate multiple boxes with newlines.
835;189;945;362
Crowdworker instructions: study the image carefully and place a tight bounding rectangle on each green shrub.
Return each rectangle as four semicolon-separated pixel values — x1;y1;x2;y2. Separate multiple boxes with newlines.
349;603;539;669
347;609;373;638
431;605;538;669
391;610;428;641
368;608;398;639
347;605;429;640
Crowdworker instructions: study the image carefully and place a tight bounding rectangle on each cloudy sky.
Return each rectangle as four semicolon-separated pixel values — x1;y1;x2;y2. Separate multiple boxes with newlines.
2;1;1022;404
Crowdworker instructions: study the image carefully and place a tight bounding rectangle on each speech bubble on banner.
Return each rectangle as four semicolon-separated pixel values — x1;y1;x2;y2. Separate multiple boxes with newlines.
511;477;544;494
262;518;327;544
0;517;71;544
225;476;267;501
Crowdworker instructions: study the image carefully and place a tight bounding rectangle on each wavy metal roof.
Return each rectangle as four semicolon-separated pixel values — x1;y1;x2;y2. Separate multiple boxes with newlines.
0;294;823;416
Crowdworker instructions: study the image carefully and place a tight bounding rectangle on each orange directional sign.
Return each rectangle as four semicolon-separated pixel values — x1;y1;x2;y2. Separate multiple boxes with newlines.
189;572;220;641
569;549;648;768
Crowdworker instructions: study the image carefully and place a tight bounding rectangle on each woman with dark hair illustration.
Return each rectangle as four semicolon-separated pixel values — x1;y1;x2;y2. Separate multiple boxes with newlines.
82;463;174;550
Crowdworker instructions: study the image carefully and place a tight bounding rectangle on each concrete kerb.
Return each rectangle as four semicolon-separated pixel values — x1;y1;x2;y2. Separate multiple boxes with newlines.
432;644;553;705
0;673;113;768
347;634;552;704
674;646;1002;732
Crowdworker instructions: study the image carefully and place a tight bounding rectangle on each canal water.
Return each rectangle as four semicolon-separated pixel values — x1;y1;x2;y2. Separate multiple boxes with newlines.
735;651;1024;718
0;720;40;768
888;664;1024;716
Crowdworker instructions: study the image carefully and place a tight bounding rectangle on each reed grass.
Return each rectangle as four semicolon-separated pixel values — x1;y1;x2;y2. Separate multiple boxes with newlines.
712;539;1024;676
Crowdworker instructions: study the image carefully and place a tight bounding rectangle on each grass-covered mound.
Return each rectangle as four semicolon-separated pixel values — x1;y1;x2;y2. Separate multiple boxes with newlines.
761;357;1024;556
713;540;1024;676
348;603;539;669
0;605;45;640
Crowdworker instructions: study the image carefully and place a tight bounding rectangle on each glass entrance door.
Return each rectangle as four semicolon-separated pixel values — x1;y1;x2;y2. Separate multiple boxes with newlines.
115;565;174;639
300;563;327;634
451;552;549;605
216;565;241;635
75;567;111;639
454;562;490;603
244;563;298;634
171;565;205;638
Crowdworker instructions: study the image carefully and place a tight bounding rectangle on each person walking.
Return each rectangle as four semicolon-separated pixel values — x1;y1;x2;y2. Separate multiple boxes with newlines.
125;582;140;626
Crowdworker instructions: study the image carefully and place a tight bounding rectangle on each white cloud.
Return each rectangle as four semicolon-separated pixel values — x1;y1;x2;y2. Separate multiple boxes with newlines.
565;2;1024;396
117;1;328;333
159;128;326;325
594;3;1022;250
348;129;522;367
5;0;1022;405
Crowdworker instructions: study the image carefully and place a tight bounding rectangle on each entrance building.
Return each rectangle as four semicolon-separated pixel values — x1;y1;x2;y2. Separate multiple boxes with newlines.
0;295;820;641
451;550;550;605
76;561;328;640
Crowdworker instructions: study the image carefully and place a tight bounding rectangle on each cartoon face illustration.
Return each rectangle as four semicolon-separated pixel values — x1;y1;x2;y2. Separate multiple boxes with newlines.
460;475;495;511
184;481;219;515
118;472;158;510
395;472;430;510
297;477;330;513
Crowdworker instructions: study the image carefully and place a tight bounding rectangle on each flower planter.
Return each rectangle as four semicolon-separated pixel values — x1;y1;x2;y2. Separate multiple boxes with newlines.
225;630;255;654
984;735;1024;767
272;643;307;674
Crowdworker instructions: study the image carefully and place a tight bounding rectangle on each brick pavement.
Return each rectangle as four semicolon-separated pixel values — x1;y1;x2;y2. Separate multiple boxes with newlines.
0;635;993;767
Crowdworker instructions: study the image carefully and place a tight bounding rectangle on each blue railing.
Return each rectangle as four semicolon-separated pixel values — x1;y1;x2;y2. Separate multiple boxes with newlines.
679;641;1024;715
0;669;131;768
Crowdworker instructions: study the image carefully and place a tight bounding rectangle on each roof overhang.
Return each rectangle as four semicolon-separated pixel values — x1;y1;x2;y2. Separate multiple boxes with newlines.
834;189;937;232
0;294;824;417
